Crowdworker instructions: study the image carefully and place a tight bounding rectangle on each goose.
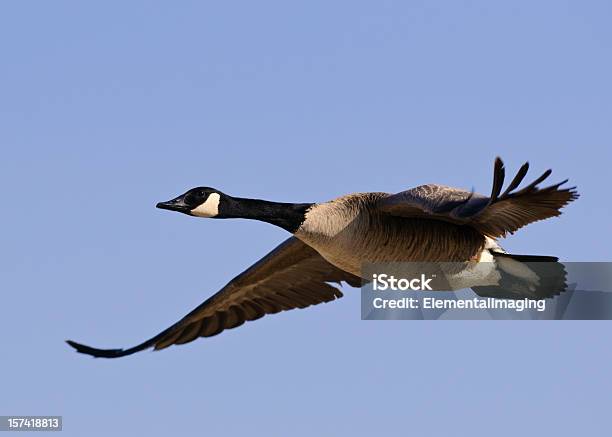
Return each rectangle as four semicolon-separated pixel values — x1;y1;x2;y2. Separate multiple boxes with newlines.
67;157;578;358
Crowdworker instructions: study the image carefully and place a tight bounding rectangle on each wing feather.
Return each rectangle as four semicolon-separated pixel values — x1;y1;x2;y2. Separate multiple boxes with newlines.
378;157;578;237
66;237;360;358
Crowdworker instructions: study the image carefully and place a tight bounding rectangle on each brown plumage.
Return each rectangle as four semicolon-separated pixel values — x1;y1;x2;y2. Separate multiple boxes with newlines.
67;237;360;358
377;157;578;238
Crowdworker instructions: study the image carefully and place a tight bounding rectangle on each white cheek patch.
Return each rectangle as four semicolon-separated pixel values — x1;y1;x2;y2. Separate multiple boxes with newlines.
191;193;221;217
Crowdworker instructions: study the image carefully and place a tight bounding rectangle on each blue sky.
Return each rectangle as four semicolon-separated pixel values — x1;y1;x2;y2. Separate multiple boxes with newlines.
1;1;611;436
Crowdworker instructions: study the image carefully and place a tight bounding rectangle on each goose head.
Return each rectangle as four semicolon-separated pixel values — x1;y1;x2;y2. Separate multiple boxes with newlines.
156;187;225;217
156;187;314;233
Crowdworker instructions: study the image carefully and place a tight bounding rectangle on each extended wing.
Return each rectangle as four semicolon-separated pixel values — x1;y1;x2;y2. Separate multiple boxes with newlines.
378;157;578;237
67;237;360;358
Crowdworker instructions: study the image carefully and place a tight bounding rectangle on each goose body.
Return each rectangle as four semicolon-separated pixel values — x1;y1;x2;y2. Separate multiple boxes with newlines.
296;193;507;291
68;158;578;358
295;192;487;277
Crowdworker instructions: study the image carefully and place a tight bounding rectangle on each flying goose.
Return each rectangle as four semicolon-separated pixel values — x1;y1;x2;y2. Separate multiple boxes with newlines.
67;157;578;358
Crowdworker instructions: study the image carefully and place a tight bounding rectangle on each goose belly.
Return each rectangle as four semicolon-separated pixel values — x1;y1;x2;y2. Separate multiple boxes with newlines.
297;215;487;278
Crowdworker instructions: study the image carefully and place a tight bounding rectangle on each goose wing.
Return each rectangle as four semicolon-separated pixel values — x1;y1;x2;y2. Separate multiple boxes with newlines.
67;237;360;358
378;157;578;237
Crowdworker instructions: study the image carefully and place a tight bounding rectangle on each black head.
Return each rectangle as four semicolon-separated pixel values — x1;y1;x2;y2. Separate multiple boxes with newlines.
157;187;313;233
156;187;225;217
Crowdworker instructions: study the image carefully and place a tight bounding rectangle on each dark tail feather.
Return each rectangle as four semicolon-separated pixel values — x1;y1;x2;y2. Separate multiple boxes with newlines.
472;253;567;300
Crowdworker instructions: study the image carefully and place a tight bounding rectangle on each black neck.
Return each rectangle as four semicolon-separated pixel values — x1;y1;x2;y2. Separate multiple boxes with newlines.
220;197;313;233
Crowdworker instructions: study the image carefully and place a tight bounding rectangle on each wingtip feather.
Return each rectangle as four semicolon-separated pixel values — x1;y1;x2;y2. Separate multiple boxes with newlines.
501;162;530;198
490;157;506;202
66;339;128;358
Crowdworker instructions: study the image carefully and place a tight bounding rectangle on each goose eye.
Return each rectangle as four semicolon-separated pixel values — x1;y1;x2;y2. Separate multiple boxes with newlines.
184;194;196;205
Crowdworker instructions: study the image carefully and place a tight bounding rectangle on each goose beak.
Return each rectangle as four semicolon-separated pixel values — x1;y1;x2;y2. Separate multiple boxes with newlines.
156;197;191;214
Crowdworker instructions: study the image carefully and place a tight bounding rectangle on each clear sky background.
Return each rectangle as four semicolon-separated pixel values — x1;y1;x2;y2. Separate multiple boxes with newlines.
1;1;611;436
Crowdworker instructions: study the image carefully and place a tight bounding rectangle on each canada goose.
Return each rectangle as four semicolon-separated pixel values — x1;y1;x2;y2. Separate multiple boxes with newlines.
67;157;578;358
